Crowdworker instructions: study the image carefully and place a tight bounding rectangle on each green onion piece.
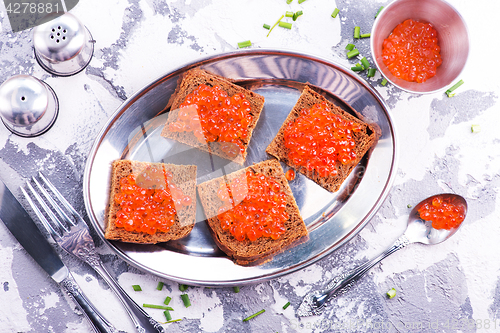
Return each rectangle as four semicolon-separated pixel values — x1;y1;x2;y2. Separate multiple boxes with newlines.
179;284;189;292
445;79;464;97
233;286;240;293
471;124;481;133
132;285;142;292
298;0;306;3
346;49;360;59
181;294;191;308
243;309;265;322
331;8;339;18
164;310;172;321
387;288;397;299
360;57;370;69
156;282;164;291
164;296;172;305
237;40;252;48
293;10;303;21
263;24;271;30
143;304;174;310
267;15;284;37
283;302;291;310
407;204;412;208
351;66;364;72
360;33;371;38
354;26;361;39
165;319;182;323
285;11;293;17
375;6;384;18
381;78;388;86
367;68;377;77
345;43;355;51
286;0;292;3
279;21;292;29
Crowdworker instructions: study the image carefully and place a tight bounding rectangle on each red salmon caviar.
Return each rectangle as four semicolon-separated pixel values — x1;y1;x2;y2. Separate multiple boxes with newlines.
382;19;442;83
418;195;465;230
285;169;296;181
168;84;253;157
283;101;362;178
114;166;191;235
217;171;289;242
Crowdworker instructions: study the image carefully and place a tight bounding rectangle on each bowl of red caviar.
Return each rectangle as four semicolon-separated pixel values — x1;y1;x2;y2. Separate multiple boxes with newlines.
370;0;469;94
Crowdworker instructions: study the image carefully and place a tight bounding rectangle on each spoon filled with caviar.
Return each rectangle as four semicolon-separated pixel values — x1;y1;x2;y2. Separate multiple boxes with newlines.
297;193;467;317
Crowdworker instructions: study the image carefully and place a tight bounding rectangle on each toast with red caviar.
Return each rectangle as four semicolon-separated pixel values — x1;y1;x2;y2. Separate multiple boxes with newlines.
266;85;377;193
197;159;307;265
160;68;265;165
104;160;197;244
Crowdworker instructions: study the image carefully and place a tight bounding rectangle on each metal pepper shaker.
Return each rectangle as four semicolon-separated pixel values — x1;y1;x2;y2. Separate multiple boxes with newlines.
0;75;59;137
33;12;94;76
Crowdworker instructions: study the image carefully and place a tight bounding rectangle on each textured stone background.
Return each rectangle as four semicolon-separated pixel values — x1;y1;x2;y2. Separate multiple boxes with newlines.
0;0;498;332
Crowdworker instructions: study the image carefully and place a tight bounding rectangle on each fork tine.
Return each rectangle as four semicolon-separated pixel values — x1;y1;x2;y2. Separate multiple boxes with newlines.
32;176;75;228
21;184;63;239
38;172;83;224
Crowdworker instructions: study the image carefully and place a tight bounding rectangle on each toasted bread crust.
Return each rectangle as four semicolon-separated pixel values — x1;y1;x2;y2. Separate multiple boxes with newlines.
266;85;377;192
197;159;307;265
104;160;197;244
160;68;265;164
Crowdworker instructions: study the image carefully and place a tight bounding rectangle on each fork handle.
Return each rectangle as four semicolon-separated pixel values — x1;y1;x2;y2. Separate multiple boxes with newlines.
61;273;118;333
92;261;165;333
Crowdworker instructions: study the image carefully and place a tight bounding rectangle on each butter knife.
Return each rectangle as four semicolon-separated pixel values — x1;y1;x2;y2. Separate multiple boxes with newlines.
0;178;117;333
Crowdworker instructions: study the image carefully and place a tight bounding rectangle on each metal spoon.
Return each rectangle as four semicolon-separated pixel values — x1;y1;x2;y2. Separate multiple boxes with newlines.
297;193;468;317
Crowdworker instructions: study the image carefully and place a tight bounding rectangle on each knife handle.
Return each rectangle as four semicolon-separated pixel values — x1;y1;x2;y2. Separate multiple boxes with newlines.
61;273;118;333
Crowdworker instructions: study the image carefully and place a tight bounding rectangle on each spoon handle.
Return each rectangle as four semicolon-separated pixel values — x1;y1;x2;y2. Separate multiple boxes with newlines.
298;235;411;316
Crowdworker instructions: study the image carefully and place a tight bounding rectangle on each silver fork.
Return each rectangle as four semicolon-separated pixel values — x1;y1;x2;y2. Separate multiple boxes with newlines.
22;172;165;333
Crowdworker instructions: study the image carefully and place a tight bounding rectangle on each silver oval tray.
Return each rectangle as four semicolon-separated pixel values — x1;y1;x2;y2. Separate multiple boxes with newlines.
83;49;398;286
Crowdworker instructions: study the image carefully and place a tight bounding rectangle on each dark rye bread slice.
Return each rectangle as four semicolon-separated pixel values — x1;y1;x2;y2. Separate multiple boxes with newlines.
266;85;378;193
197;159;308;265
160;68;265;165
104;160;197;244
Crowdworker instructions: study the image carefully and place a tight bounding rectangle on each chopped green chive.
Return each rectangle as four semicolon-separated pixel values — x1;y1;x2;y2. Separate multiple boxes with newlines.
346;49;360;59
360;33;371;38
375;6;384;18
298;0;306;3
367;68;377;77
263;24;271;30
360;57;370;69
345;43;355;51
279;21;292;29
471;124;481;133
267;15;284;37
237;40;252;48
351;66;364;72
387;288;397;299
164;296;172;305
156;282;164;291
143;304;174;310
233;286;240;293
179;284;189;292
243;309;265;322
407;204;412;208
181;294;191;308
354;26;361;39
446;79;464;97
286;0;292;3
132;285;142;292
285;11;294;17
164;310;172;321
381;78;388;86
282;302;291;310
164;319;182;323
293;10;303;21
331;8;339;18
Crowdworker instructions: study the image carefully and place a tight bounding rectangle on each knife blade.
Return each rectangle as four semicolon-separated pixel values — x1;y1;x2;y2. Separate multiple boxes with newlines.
0;178;117;333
